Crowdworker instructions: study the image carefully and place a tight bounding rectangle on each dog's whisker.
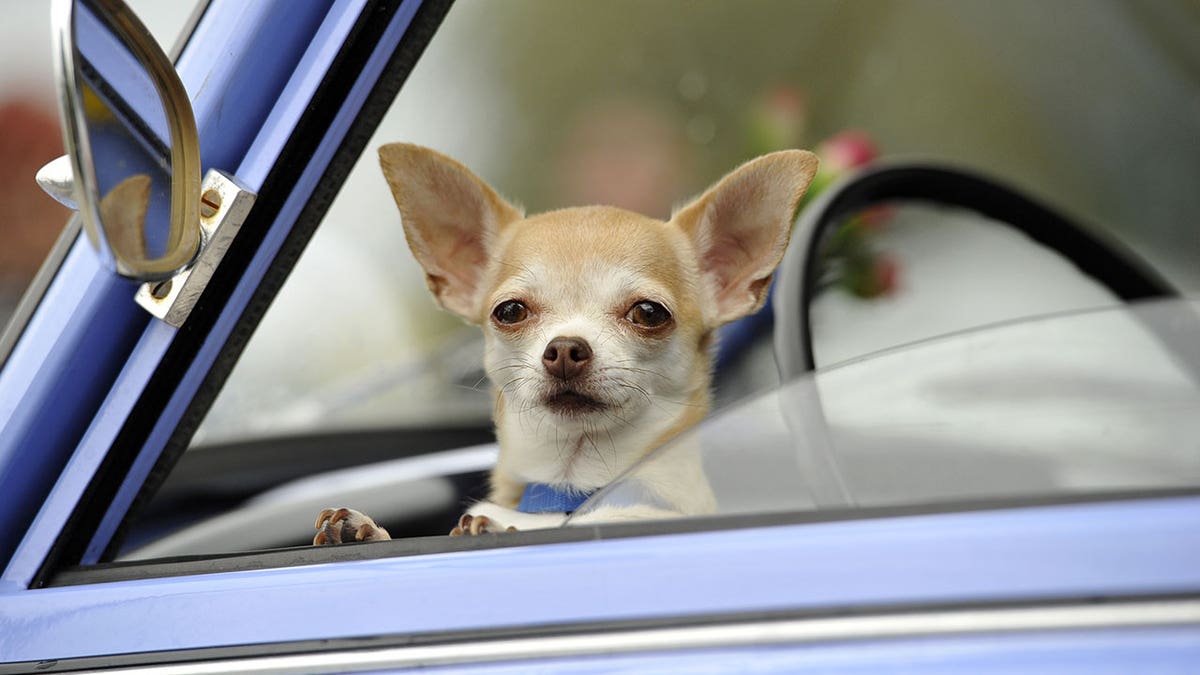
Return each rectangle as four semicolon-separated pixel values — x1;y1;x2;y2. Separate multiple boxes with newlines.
584;424;613;478
602;365;673;383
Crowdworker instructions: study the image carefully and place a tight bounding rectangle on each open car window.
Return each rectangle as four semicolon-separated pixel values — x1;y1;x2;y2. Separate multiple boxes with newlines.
56;0;1198;565
116;298;1200;563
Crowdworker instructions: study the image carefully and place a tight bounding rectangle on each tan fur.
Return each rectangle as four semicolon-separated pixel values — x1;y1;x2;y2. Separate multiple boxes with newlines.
488;206;708;333
380;145;523;319
672;150;818;323
487;468;526;510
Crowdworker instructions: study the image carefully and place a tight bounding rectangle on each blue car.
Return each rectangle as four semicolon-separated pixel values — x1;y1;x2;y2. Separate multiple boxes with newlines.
1;0;1197;672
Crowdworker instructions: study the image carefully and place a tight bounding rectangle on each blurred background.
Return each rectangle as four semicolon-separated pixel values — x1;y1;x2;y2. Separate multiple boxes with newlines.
1;0;1197;446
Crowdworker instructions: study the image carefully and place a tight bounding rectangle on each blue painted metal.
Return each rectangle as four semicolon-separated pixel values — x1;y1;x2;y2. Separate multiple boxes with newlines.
411;627;1200;674
0;0;340;589
180;1;333;177
0;237;144;574
0;496;1197;662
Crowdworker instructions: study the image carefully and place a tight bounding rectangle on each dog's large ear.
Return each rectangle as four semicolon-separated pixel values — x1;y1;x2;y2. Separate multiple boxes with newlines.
379;143;523;321
671;150;818;326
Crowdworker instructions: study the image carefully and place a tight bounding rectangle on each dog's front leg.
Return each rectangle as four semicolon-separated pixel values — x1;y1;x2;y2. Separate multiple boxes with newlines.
450;502;567;536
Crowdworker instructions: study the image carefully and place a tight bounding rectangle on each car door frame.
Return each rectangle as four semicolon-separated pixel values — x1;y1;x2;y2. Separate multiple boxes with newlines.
0;0;453;589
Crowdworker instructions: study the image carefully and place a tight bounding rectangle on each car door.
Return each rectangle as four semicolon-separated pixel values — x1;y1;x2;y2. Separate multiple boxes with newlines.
2;1;1199;672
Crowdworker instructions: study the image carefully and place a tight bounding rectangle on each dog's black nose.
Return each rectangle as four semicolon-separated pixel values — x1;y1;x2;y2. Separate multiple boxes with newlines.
542;336;592;381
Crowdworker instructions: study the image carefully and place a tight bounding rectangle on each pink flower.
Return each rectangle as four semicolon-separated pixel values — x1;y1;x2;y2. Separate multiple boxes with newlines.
869;254;900;296
858;205;895;232
818;130;878;174
767;86;806;120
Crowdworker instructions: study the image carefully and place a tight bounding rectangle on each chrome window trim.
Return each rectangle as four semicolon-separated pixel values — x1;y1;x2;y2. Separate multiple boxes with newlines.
57;598;1200;674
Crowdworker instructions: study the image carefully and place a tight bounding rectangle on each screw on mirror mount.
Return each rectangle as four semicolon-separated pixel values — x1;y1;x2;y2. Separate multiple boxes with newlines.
133;169;255;327
35;156;257;328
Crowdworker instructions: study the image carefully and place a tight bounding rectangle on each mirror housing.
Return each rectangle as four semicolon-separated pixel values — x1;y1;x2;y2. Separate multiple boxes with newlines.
47;0;202;281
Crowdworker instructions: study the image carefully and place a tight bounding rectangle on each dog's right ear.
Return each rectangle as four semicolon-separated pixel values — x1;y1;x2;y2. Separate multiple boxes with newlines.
671;150;817;326
379;143;523;321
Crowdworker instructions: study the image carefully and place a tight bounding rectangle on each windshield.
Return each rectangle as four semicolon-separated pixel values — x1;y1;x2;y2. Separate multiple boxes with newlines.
570;299;1200;520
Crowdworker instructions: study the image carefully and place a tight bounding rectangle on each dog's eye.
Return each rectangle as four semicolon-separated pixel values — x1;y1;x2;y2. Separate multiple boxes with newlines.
492;300;529;325
627;301;671;328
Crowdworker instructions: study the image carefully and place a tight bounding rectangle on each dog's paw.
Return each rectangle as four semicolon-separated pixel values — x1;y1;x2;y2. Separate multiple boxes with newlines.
313;507;391;545
449;513;518;536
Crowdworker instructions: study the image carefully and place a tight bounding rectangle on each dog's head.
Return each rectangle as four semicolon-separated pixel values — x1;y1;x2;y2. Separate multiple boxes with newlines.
380;144;816;440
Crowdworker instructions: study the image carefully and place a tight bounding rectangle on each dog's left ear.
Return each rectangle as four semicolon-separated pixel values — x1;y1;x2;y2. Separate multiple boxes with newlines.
379;143;524;322
671;150;818;326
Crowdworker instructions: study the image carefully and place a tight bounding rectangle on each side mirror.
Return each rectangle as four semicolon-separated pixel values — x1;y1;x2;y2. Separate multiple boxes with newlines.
37;0;255;325
46;0;201;280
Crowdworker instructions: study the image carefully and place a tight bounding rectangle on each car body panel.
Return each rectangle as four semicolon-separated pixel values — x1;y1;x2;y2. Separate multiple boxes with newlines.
1;495;1197;662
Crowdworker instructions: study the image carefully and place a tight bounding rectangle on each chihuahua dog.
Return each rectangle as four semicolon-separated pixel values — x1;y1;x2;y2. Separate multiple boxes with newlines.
313;143;816;543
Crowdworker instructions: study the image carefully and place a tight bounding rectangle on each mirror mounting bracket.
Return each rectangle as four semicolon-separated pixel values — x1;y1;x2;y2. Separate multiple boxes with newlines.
134;169;256;327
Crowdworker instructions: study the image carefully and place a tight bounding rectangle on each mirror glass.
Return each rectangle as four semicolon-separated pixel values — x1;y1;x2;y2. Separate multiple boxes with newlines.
61;0;199;279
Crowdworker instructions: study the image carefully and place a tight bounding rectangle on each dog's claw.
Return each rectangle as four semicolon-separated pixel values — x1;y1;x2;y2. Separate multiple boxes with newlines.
448;513;518;536
312;507;390;545
449;514;470;537
314;507;348;530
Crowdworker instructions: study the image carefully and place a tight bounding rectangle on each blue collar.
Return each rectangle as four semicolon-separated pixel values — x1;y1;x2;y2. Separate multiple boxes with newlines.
517;482;595;514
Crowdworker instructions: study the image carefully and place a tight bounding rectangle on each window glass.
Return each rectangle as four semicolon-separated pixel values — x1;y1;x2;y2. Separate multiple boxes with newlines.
807;202;1122;367
573;299;1200;521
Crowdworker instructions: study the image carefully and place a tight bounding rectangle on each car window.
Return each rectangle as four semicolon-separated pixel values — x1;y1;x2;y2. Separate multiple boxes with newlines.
102;0;1200;557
